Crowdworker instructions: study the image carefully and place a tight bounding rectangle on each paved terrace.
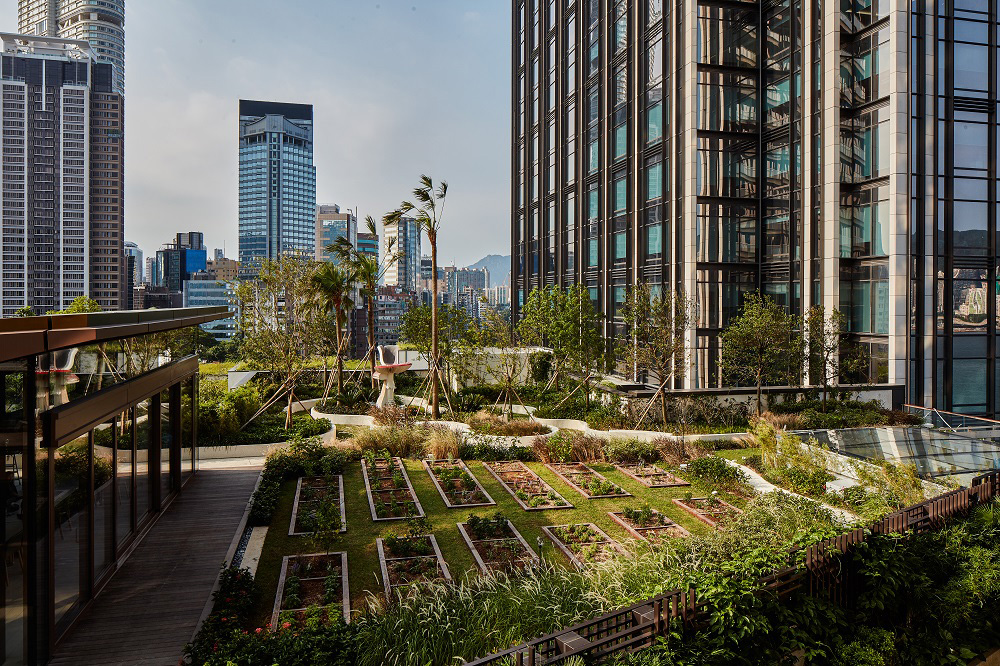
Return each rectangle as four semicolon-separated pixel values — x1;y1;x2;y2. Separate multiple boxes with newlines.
49;466;260;666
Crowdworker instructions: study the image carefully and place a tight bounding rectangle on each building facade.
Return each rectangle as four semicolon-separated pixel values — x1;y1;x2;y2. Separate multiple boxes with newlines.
183;274;237;339
357;231;379;261
18;0;126;95
154;232;207;294
0;34;124;316
123;241;141;309
374;284;415;347
315;204;357;263
510;0;1000;415
206;256;239;283
238;100;316;279
383;216;421;292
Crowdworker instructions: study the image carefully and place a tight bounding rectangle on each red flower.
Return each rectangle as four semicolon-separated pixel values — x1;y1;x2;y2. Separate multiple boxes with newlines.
255;627;263;634
281;621;291;629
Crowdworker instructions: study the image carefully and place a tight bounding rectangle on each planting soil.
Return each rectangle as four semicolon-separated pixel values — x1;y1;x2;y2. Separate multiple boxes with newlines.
270;552;349;629
546;462;631;499
542;523;625;569
376;534;451;600
457;514;538;574
615;463;690;488
424;459;496;508
289;475;346;536
362;456;425;521
482;460;574;510
609;507;690;542
672;496;742;528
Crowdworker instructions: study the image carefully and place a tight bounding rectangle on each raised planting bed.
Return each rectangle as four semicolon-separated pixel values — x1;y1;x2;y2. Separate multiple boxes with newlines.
672;496;742;529
423;459;496;508
456;515;539;574
608;507;690;542
289;475;347;536
361;457;426;521
541;523;626;570
375;534;451;601
270;552;349;629
545;462;632;499
615;463;690;488
482;460;574;511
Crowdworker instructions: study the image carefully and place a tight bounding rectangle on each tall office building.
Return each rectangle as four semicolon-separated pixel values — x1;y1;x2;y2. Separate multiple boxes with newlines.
154;232;207;293
0;34;124;316
357;232;379;261
18;0;126;96
315;204;358;263
123;241;142;309
238;100;316;279
511;0;1000;416
383;216;421;292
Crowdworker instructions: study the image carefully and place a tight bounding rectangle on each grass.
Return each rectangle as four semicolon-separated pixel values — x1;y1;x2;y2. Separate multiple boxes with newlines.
251;454;744;626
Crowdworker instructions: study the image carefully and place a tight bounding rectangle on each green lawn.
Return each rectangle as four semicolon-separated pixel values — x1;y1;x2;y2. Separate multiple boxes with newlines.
251;455;747;626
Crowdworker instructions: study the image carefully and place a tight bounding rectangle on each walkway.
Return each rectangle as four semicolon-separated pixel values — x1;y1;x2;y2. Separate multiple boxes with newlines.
49;466;260;666
723;458;857;523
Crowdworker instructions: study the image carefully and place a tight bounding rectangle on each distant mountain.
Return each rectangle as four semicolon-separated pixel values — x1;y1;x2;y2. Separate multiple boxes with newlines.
466;254;511;286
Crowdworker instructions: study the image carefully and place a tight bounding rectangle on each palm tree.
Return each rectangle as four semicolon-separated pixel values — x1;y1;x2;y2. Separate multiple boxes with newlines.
310;263;357;401
330;216;399;388
386;175;448;419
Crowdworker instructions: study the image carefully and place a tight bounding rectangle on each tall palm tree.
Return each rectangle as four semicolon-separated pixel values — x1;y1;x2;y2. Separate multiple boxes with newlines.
310;263;357;400
330;216;399;388
386;175;448;419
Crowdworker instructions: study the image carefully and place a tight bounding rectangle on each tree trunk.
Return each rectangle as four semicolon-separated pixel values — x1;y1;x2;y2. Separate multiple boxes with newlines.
431;240;440;419
368;292;377;388
756;380;764;416
336;314;345;399
659;392;668;427
286;389;294;429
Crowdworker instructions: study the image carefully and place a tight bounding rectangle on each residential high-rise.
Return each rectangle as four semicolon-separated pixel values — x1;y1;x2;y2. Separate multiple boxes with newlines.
0;34;124;316
238;100;316;278
18;0;126;95
357;232;379;261
206;257;240;282
511;0;1000;416
123;241;142;309
315;204;358;263
383;216;421;292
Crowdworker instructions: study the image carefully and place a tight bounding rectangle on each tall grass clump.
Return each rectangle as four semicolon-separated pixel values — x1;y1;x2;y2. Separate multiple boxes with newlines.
353;426;426;459
603;438;660;464
532;429;607;463
423;424;464;459
468;410;551;437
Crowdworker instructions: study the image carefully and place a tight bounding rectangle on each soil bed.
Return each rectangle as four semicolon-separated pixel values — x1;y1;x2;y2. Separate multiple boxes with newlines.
672;496;742;528
546;462;632;499
361;456;426;521
457;519;538;574
423;459;496;508
608;508;690;542
289;475;347;536
482;460;574;510
375;534;451;601
615;463;690;488
541;523;625;570
270;552;349;629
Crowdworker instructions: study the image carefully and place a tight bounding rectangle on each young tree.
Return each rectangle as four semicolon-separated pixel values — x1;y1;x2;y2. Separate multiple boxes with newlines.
47;295;102;314
619;284;694;425
310;263;357;401
398;304;475;397
479;305;531;419
234;257;324;428
330;215;399;387
719;292;803;416
386;175;448;419
805;305;848;412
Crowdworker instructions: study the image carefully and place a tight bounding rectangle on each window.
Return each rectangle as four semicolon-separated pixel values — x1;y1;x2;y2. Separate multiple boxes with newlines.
588;139;599;173
647;162;663;200
614;122;627;159
647;102;663;143
615;232;627;260
614;175;627;212
647;38;663;84
647;222;662;258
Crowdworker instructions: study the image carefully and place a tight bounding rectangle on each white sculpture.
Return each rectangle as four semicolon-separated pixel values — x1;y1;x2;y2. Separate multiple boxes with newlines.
374;345;411;409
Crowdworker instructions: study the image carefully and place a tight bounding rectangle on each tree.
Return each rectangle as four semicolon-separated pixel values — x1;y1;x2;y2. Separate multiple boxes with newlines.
719;292;803;416
234;257;324;429
386;175;448;419
13;305;34;317
330;215;399;387
619;284;694;426
479;306;531;419
399;304;476;396
46;295;102;314
805;305;846;412
310;263;357;402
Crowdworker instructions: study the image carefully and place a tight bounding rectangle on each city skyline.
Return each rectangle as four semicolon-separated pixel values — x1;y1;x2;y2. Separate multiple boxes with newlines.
0;1;512;267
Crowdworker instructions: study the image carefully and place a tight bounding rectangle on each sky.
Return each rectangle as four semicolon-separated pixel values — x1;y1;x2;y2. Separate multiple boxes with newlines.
0;1;512;267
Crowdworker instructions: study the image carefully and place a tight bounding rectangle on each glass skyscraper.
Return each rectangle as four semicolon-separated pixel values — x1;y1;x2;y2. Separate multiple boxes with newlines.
511;0;1000;416
238;100;317;279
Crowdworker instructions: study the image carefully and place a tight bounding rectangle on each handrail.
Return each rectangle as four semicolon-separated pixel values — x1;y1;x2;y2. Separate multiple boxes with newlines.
904;404;1000;427
463;470;1000;665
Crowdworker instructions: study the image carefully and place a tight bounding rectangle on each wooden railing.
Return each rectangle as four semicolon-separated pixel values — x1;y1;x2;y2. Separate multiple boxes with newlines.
464;470;1000;666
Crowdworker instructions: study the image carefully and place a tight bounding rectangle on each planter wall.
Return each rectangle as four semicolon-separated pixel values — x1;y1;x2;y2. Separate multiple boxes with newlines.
311;407;376;427
270;552;350;629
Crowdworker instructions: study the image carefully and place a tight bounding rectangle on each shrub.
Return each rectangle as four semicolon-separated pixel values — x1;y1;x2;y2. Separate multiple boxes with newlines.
468;410;550;437
528;351;553;384
458;434;537;462
603;438;660;464
368;405;415;428
531;430;606;463
353;426;426;459
760;410;804;430
424;425;463;459
685;456;749;492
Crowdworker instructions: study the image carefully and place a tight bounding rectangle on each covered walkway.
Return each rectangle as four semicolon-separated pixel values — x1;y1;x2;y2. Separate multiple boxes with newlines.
49;466;259;666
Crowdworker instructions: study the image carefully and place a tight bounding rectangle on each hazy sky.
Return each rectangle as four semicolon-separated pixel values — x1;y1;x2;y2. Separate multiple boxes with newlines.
0;1;511;267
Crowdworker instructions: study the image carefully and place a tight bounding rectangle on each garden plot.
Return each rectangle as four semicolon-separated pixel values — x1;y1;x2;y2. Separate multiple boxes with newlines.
376;534;451;601
672;496;742;528
541;523;626;570
423;459;496;508
457;514;539;574
482;460;574;510
545;462;631;499
609;507;690;542
361;456;426;521
288;475;347;536
615;463;690;488
270;552;349;629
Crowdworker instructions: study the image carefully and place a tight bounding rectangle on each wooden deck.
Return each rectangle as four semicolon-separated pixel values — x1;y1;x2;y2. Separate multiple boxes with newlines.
49;466;260;666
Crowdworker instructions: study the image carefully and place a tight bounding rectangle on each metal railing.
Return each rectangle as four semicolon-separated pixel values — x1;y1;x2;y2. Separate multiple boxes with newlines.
464;471;1000;665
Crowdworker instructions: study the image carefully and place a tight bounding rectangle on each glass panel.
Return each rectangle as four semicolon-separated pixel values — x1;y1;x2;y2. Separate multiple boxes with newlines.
135;400;151;524
614;177;627;212
53;432;89;627
647;223;662;258
159;390;173;504
588;140;599;173
614;123;627;159
647;102;663;143
182;379;194;480
615;232;627;260
94;418;115;581
1;364;27;664
116;410;133;546
953;358;987;407
647;163;663;200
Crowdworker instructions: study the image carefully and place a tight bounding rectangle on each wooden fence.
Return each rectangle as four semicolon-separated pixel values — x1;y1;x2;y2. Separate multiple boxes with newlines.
464;470;1000;666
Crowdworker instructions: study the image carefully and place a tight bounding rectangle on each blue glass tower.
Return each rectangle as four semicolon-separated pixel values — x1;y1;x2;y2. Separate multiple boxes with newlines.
238;100;317;278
